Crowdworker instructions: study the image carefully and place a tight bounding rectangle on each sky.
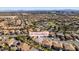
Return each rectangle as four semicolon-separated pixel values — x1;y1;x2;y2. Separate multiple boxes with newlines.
0;7;79;11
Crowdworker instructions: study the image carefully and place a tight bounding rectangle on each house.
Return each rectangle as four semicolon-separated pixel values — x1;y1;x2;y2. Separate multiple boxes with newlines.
3;30;9;35
7;38;17;46
52;40;63;50
64;34;73;41
10;45;18;51
35;28;40;32
2;37;8;43
9;30;15;34
63;43;75;51
56;32;64;37
21;43;31;51
42;39;52;48
28;28;33;32
58;35;65;41
70;34;77;40
16;20;21;26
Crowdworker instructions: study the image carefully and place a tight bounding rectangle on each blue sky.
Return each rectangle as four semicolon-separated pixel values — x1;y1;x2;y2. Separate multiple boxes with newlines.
0;7;79;11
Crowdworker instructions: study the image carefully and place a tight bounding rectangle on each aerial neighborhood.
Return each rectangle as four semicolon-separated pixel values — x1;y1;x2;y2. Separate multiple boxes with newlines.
0;10;79;51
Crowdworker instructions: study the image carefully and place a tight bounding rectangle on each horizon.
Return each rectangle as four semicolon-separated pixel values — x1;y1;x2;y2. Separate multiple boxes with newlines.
0;7;79;12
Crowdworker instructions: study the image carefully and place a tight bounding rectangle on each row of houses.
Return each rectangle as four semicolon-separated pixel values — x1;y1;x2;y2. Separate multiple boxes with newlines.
0;36;38;51
30;31;79;51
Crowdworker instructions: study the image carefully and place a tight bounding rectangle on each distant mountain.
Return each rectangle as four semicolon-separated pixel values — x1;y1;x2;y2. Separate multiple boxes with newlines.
0;9;79;15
